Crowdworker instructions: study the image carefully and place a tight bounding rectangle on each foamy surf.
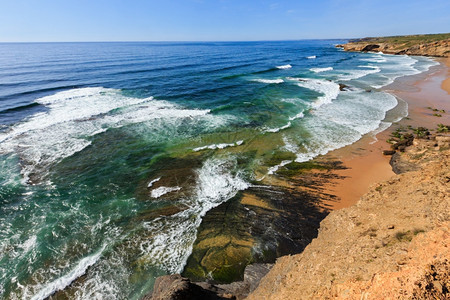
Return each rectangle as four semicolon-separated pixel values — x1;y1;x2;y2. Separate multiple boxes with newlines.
369;55;421;88
267;160;292;175
310;67;333;73
360;54;387;63
0;88;215;182
193;140;243;152
292;78;340;109
338;65;381;81
264;122;292;133
307;55;316;59
289;111;305;121
30;245;106;300
292;90;398;163
147;177;161;188
276;64;292;69
151;186;182;198
252;78;284;84
139;157;249;273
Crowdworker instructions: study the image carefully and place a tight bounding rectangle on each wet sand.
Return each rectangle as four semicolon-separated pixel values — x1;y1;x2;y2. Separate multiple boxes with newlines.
320;57;450;210
441;57;450;94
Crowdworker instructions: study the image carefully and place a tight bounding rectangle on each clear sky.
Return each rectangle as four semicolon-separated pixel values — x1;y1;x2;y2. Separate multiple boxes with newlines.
0;0;449;42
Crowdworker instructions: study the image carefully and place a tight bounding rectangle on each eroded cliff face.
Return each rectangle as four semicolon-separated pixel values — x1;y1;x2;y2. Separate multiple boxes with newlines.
337;38;450;57
248;134;450;299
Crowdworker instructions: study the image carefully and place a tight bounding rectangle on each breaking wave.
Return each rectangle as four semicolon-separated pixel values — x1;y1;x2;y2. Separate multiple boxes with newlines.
0;88;215;182
310;67;333;73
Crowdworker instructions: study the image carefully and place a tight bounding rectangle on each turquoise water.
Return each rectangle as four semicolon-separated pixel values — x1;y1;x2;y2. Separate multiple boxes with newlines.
0;41;439;299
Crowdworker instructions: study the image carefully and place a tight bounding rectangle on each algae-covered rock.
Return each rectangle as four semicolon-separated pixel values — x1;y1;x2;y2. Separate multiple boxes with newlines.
182;182;330;283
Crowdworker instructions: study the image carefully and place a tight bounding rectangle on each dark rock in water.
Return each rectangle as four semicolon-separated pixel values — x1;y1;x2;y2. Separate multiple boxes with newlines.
383;150;396;156
216;264;272;298
136;156;202;202
361;44;381;52
339;83;350;91
143;274;229;300
144;264;272;300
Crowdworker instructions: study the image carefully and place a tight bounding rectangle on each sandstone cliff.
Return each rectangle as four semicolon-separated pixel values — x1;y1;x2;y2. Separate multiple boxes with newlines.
337;33;450;57
247;133;449;299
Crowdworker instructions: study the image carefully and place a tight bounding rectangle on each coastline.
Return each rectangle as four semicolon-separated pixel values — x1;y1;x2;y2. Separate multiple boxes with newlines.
246;55;449;299
143;54;449;299
318;56;449;210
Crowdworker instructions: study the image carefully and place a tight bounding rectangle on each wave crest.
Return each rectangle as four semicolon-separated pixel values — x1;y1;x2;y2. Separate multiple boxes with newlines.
0;87;213;182
310;67;333;73
276;64;292;70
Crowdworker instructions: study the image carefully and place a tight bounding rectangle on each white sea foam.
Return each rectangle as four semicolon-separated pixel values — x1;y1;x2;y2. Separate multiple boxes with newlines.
193;140;243;152
264;122;291;133
355;54;426;88
413;56;439;72
282;135;299;153
310;67;333;73
293;78;340;109
370;55;420;88
289;111;305;121
20;235;37;253
0;88;214;182
30;245;106;300
360;54;387;63
252;78;284;84
338;65;381;81
151;186;182;198
267;160;292;175
147;177;161;188
276;64;292;69
292;90;398;163
307;55;316;59
139;157;249;273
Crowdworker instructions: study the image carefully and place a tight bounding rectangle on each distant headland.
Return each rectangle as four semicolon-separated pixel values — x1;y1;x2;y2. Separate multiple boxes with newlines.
337;33;450;57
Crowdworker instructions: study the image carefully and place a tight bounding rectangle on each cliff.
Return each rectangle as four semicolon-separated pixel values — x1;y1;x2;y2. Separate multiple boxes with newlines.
247;132;450;299
144;130;450;299
337;33;450;57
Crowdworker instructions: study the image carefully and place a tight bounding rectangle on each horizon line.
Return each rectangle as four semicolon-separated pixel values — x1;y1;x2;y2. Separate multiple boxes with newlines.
0;38;352;44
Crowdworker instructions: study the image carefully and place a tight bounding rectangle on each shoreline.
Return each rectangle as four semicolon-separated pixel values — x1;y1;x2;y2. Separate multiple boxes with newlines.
318;56;449;210
143;54;449;299
245;52;450;299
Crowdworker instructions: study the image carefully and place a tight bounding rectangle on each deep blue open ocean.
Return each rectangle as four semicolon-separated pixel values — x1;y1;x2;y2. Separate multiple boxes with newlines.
0;41;438;299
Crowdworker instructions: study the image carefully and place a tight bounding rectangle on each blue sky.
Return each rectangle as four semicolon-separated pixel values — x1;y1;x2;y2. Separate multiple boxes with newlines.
0;0;449;42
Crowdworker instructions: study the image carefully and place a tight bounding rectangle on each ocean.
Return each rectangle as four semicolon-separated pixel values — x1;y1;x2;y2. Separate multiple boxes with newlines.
0;41;439;299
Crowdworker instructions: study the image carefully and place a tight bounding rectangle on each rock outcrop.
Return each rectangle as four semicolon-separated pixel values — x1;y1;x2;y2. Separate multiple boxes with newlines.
337;33;450;57
144;264;273;300
142;274;227;300
247;133;449;299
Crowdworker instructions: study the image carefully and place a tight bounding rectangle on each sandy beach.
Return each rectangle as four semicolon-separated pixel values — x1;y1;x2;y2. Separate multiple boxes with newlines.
321;57;450;210
441;57;450;94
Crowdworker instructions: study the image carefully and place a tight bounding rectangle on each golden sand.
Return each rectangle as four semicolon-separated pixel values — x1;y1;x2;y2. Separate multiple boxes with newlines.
320;58;450;210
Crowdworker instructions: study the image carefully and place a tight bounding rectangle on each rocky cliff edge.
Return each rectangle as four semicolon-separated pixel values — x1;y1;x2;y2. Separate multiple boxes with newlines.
247;133;449;299
337;33;450;57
